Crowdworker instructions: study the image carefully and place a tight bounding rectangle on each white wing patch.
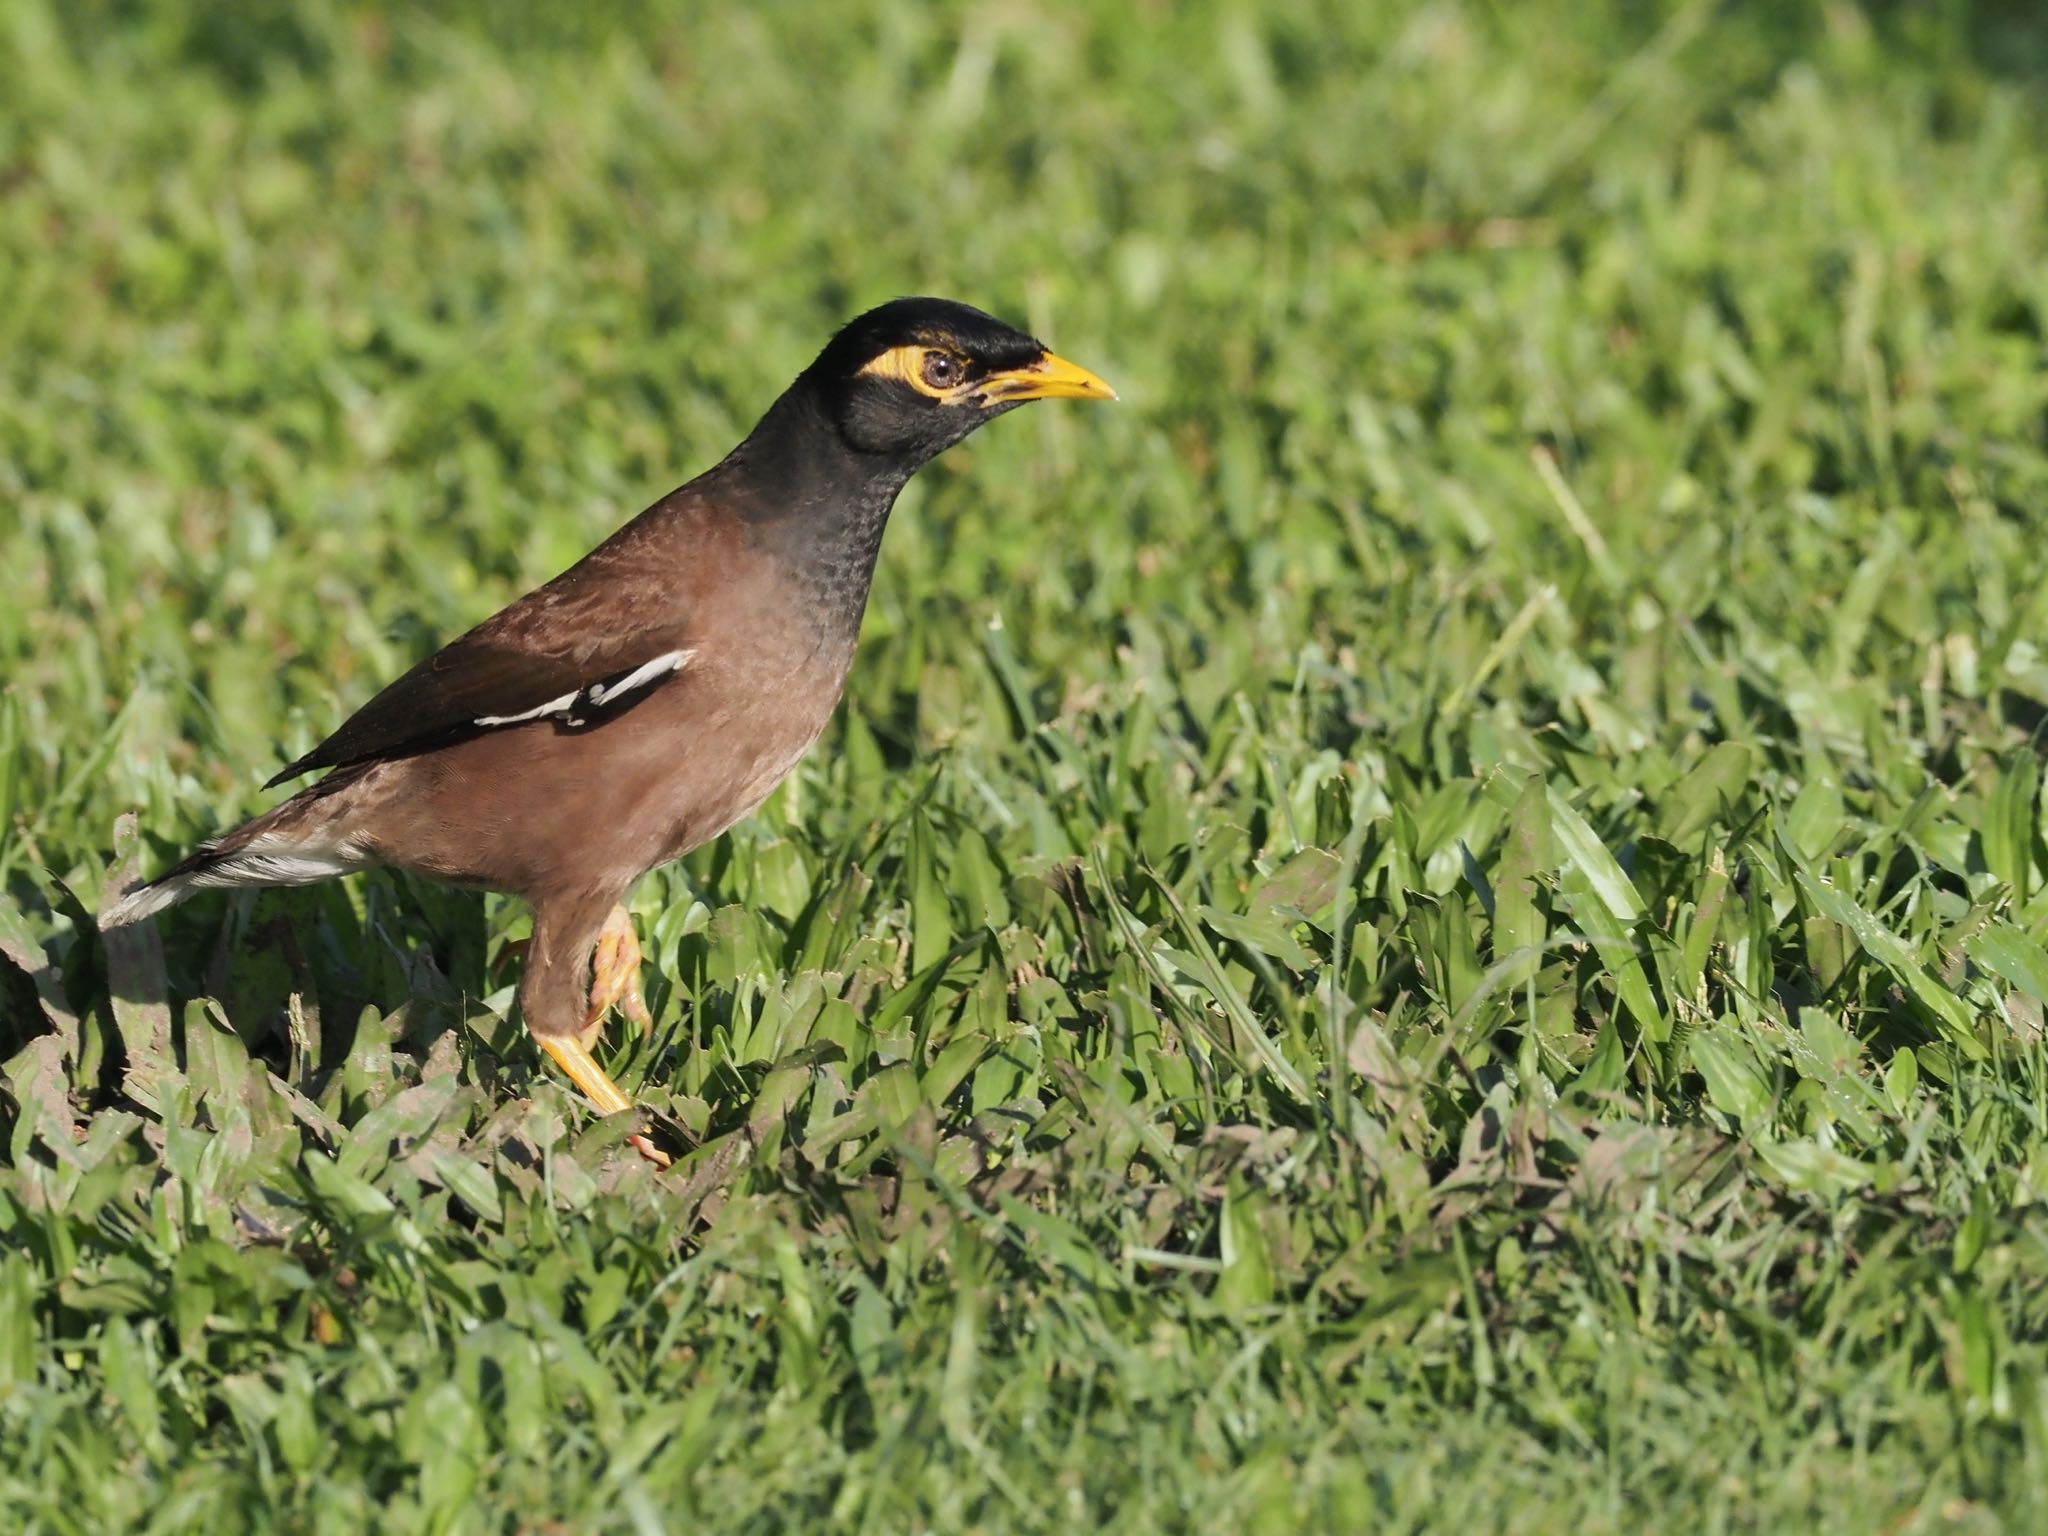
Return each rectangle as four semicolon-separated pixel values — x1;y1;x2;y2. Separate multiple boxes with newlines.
474;690;580;728
587;649;692;706
472;649;692;731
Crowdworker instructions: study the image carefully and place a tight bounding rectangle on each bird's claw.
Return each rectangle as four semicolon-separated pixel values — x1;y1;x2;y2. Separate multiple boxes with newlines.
583;903;653;1044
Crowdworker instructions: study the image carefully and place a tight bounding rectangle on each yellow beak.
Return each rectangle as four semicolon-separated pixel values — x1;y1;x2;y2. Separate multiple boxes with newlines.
977;351;1118;404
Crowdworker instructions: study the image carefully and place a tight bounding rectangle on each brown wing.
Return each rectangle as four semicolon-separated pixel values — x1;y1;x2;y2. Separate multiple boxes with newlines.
265;525;693;787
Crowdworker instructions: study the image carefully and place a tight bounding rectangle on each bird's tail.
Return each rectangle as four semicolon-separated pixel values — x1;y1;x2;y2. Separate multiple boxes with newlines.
99;773;375;928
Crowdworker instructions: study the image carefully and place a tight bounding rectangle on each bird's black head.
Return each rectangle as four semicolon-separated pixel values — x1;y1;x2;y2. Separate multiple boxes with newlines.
725;297;1114;637
800;297;1116;466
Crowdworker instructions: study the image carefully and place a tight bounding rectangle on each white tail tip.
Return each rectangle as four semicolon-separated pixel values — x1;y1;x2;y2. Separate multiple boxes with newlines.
99;877;190;929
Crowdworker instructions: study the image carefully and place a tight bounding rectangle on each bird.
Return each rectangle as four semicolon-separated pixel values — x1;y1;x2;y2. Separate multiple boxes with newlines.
101;297;1116;1164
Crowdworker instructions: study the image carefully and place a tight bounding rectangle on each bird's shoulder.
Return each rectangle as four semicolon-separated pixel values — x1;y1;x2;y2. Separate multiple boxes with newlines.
266;486;728;786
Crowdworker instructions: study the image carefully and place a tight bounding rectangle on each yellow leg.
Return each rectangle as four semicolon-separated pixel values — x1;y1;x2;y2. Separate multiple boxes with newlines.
584;903;653;1043
537;1031;672;1169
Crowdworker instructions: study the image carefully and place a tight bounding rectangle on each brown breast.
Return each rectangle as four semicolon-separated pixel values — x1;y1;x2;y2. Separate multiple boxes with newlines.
348;533;859;902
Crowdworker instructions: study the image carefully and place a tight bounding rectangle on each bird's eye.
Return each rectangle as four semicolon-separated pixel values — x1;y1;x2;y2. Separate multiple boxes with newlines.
921;351;962;390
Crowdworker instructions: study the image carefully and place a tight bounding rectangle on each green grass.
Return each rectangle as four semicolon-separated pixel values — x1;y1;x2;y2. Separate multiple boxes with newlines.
5;0;2048;1529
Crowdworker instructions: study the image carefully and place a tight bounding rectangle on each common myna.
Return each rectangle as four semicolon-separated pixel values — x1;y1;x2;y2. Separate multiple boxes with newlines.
102;297;1115;1162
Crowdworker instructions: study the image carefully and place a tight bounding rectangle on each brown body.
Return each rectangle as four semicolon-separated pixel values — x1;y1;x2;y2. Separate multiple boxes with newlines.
201;490;858;1040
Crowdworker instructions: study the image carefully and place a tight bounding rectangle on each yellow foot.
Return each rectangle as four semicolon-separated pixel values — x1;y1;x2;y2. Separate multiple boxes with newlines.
582;903;653;1045
536;1032;672;1169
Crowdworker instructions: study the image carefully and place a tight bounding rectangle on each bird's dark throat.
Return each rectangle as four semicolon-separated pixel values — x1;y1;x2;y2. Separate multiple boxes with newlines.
717;384;922;639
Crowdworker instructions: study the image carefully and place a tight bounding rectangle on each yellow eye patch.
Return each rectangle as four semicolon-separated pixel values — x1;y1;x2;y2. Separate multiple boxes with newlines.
857;344;971;401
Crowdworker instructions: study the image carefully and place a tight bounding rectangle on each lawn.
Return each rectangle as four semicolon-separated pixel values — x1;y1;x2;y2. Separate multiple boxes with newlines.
4;0;2048;1530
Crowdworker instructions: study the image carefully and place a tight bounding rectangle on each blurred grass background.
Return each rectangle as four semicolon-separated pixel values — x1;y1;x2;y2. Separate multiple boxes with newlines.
4;0;2048;1530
